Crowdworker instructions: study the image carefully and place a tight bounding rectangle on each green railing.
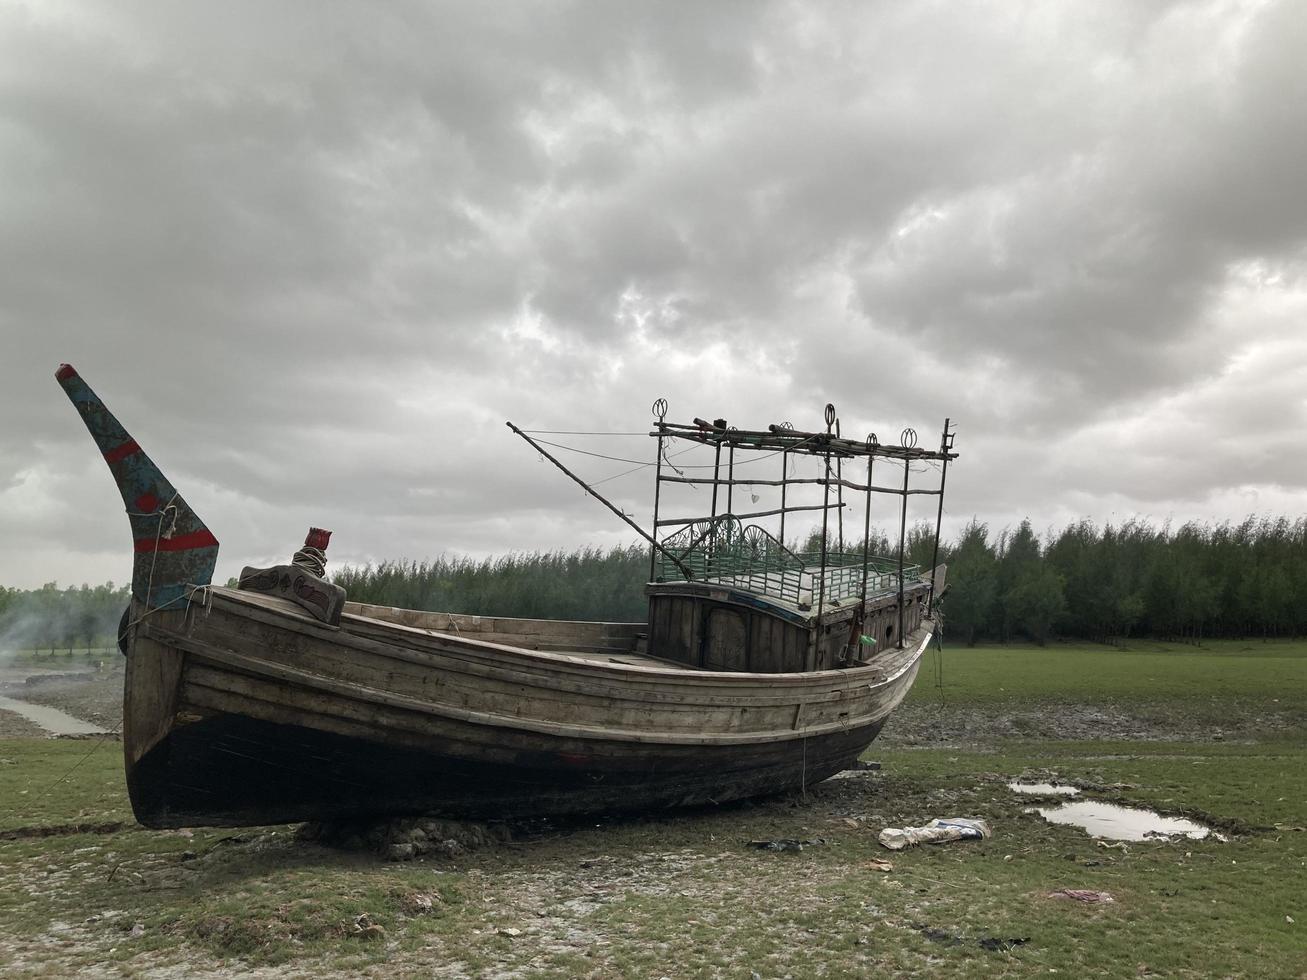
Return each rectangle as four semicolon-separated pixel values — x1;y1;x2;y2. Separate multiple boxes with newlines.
657;518;918;608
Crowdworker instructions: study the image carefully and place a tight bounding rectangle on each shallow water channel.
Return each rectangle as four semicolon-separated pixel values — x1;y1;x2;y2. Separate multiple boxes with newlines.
0;694;107;736
1008;781;1222;840
1025;797;1222;841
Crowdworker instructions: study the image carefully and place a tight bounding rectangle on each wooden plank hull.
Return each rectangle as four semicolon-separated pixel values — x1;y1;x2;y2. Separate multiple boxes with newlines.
125;588;928;828
55;367;945;829
128;711;893;826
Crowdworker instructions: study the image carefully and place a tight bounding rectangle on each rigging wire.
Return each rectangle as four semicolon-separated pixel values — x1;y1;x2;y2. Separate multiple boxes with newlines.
529;428;938;502
520;429;650;436
527;436;688;467
527;432;826;471
590;442;698;488
41;720;123;797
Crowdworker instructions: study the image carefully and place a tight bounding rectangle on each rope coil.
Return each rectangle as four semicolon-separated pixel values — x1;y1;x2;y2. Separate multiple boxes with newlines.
292;545;328;578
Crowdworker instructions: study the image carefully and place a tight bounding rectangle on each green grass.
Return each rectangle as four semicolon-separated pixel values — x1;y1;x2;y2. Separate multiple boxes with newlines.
1;642;1305;976
0;738;131;832
910;638;1307;704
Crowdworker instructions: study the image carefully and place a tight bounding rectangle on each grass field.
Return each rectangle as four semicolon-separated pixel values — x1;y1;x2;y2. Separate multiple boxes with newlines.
1;640;1304;978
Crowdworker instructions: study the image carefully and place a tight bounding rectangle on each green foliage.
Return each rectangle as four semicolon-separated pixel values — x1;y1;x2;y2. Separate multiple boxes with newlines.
334;514;1307;645
333;545;651;622
940;520;997;646
6;515;1306;648
994;520;1048;642
940;516;1307;645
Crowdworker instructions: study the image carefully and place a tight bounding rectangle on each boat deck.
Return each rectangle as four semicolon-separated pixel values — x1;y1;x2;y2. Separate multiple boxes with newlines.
550;649;691;669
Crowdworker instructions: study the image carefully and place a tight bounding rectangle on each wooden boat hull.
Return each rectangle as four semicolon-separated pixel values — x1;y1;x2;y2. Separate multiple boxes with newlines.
128;710;894;827
124;588;928;828
56;366;946;829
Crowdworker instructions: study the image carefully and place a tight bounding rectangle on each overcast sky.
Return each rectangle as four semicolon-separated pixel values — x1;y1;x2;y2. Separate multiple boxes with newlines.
3;0;1305;591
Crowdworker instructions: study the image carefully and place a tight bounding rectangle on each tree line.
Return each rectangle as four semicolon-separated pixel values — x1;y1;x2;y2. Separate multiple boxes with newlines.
0;582;130;654
336;517;1307;645
943;517;1307;645
4;516;1303;650
333;546;651;623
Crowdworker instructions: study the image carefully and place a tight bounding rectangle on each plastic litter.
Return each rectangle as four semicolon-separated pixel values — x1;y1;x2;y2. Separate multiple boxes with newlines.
978;936;1030;952
878;817;991;850
748;837;826;852
912;924;1030;952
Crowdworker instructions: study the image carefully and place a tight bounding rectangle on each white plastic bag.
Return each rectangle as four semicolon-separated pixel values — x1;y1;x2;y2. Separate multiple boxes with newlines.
878;817;991;850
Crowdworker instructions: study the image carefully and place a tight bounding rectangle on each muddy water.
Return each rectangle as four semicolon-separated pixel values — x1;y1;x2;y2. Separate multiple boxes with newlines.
0;695;107;736
1032;800;1222;841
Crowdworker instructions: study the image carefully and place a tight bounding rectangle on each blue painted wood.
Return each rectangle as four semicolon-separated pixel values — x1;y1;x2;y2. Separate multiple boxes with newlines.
55;364;219;610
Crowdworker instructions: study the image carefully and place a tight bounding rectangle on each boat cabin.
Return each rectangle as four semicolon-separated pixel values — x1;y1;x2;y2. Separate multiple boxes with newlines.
640;408;955;673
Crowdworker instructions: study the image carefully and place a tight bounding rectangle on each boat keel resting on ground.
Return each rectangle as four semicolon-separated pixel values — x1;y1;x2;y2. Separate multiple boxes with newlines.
56;364;957;828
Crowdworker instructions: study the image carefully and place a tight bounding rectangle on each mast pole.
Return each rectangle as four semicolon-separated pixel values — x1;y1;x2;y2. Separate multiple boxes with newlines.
860;434;877;605
649;398;669;582
726;436;735;517
896;427;916;649
835;418;844;551
774;421;793;546
704;421;723;525
816;404;835;623
707;422;723;574
927;418;953;617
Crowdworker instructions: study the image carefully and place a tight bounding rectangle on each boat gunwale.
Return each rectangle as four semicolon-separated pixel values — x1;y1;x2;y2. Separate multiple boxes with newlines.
155;627;931;747
191;586;928;690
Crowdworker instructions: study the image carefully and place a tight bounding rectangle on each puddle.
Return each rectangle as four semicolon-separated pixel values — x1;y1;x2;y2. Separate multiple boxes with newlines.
1032;800;1223;841
1008;782;1080;797
0;695;108;736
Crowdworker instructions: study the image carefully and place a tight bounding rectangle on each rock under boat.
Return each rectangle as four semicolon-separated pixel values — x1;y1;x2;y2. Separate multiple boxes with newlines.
56;365;957;828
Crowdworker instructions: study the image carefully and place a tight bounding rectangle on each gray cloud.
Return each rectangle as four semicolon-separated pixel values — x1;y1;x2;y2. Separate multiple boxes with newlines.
3;0;1306;590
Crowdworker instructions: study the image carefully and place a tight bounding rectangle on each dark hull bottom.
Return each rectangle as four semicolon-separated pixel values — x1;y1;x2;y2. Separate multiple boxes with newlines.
128;714;886;828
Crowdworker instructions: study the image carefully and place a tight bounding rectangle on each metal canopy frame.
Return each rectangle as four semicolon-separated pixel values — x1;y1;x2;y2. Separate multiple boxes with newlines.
506;401;958;649
647;402;957;647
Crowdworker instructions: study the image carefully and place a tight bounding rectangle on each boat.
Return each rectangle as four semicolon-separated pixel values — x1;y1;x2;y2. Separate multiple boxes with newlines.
55;364;958;828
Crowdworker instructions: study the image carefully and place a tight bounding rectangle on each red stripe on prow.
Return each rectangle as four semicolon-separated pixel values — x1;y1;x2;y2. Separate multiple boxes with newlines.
133;529;219;554
56;364;78;382
305;527;332;551
102;439;141;463
134;492;159;512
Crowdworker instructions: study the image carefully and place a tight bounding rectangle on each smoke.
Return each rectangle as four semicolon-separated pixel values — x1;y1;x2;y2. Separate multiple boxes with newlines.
0;612;47;660
0;583;129;663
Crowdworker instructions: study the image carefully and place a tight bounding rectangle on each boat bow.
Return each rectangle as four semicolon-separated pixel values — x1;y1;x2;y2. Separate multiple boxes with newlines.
55;364;218;611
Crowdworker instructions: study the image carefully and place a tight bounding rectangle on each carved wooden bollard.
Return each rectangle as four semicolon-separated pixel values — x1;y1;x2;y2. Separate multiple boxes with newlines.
238;527;347;626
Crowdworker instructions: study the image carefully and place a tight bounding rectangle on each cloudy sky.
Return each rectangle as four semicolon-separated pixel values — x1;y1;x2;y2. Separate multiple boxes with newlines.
3;0;1305;591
